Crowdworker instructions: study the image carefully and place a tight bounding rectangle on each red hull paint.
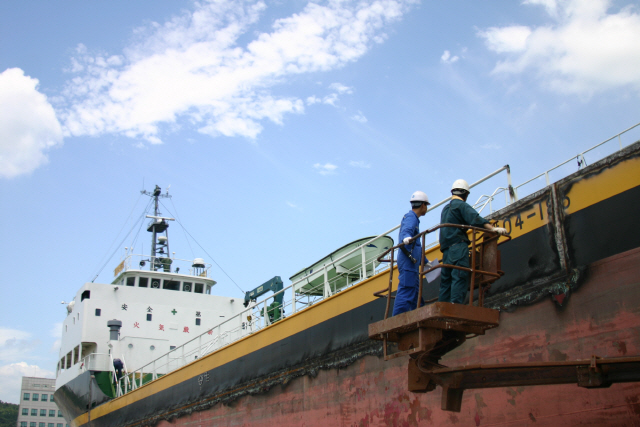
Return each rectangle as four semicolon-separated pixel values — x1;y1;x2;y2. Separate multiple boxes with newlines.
157;247;640;427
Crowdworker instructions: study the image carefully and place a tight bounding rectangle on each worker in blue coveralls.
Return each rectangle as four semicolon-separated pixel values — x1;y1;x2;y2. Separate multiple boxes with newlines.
392;191;430;316
438;179;508;304
113;358;124;380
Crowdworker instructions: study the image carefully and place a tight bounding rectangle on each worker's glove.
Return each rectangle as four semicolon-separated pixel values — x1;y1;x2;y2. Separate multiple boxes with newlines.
493;227;508;235
403;237;411;245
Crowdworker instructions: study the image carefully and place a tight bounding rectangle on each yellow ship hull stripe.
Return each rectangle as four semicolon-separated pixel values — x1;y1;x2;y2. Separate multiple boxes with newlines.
75;267;400;425
75;153;640;425
563;156;640;215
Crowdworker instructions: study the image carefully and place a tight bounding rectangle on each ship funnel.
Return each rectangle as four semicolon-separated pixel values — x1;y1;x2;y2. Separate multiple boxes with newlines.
107;320;122;341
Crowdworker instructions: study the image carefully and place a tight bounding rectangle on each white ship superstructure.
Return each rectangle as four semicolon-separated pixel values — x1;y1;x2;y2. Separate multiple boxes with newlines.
55;186;245;400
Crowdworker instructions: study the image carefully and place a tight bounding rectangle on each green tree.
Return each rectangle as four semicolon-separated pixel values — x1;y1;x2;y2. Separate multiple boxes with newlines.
0;400;18;427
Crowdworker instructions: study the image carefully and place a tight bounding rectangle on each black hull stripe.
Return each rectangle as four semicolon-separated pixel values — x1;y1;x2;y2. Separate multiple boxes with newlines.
65;143;640;426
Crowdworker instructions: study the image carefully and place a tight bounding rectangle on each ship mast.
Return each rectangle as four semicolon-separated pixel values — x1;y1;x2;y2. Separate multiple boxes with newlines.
141;185;174;272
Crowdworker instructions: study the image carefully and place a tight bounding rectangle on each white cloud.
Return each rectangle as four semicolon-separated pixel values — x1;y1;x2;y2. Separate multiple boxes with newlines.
349;160;371;168
0;327;40;363
351;111;368;123
0;68;63;179
313;162;338;175
478;26;531;54
523;0;559;18
286;201;297;208
0;328;31;345
322;93;340;106
0;362;55;404
50;322;63;354
329;82;353;94
61;0;416;143
478;0;640;95
0;327;58;402
49;322;63;339
440;50;459;64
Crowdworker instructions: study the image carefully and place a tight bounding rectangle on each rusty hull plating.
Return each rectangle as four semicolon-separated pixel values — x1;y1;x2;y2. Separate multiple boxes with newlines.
369;144;640;413
64;140;640;427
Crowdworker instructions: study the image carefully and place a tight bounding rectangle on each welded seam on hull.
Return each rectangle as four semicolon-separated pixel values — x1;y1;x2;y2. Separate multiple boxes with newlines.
486;268;584;311
125;340;383;427
550;184;571;274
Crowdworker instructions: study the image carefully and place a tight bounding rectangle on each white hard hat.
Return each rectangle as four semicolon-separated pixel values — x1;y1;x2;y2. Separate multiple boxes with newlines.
451;179;470;193
410;191;430;204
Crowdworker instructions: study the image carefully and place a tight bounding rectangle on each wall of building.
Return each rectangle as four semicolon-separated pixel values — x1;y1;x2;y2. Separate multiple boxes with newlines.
16;378;68;427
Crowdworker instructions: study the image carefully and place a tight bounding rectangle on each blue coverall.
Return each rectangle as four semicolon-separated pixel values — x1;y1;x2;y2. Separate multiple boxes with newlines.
392;210;426;316
113;358;124;379
438;199;489;304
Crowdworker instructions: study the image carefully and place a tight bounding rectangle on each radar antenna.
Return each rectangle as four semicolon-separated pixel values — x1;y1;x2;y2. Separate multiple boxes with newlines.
141;185;174;272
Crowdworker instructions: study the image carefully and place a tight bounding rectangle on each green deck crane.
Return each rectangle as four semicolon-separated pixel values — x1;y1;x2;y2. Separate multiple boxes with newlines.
243;276;285;323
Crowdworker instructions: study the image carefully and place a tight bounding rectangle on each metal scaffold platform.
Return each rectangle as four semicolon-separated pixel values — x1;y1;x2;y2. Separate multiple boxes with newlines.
370;224;640;412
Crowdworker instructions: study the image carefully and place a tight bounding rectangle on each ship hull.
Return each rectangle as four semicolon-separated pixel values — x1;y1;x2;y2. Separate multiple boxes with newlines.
157;246;640;426
59;140;640;426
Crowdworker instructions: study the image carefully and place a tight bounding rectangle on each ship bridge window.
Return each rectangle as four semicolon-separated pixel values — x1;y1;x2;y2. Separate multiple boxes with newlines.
163;280;180;291
194;283;204;294
182;282;192;292
206;285;211;295
126;277;135;287
150;279;161;289
81;291;90;301
139;277;149;288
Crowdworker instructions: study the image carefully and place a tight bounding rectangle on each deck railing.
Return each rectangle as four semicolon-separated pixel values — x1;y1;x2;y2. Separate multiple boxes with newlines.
115;164;515;396
115;122;640;397
78;353;124;397
79;353;112;373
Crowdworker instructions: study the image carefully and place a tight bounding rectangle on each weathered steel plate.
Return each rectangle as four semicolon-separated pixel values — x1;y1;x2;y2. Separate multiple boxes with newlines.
369;302;500;340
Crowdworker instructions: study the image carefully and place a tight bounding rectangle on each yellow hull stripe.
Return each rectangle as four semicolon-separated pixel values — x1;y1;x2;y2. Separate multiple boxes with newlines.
75;267;400;426
563;155;640;215
76;153;640;426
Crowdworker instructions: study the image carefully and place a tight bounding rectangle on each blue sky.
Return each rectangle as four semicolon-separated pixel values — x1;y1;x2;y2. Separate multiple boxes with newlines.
1;0;640;403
